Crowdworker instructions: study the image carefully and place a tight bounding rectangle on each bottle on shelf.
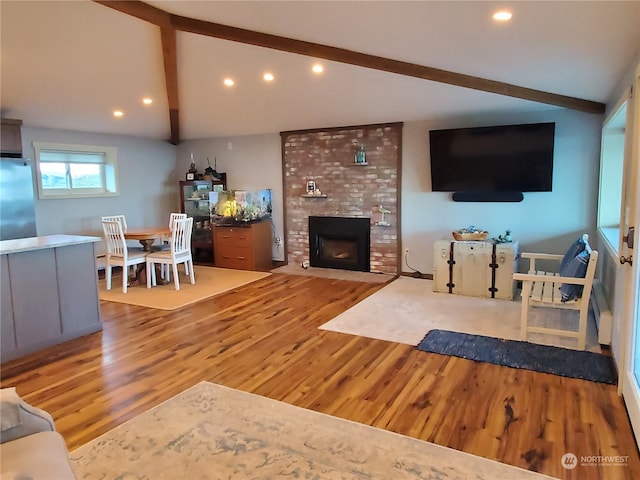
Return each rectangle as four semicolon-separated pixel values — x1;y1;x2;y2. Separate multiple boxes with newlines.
355;144;367;164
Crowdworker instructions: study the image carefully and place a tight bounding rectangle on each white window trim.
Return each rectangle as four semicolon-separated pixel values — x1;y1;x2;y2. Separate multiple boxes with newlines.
33;141;120;199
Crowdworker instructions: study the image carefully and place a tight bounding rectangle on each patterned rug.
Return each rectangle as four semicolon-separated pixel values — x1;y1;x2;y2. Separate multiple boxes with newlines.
417;330;617;384
70;382;554;479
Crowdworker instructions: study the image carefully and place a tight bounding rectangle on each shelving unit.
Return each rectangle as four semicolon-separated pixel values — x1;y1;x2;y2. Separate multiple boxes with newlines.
179;175;226;264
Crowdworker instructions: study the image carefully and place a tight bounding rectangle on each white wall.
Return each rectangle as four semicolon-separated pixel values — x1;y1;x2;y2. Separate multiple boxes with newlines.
175;134;284;261
174;109;602;270
22;126;176;252
20;107;604;271
402;108;603;275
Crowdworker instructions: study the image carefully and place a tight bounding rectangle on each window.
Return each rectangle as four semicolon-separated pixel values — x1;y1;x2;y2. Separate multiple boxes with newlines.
597;95;629;254
33;142;119;199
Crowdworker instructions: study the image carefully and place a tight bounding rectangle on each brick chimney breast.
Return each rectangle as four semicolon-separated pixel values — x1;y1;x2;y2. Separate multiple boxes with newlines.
282;123;402;274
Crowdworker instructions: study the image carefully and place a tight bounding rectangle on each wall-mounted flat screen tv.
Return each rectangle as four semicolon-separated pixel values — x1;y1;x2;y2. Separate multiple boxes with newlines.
429;122;555;193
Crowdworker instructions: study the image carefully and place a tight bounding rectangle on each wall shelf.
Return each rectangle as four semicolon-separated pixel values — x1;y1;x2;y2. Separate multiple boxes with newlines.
301;194;328;198
351;162;369;166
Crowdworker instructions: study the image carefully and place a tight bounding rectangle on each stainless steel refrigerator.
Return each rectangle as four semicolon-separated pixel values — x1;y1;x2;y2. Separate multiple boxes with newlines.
0;157;37;240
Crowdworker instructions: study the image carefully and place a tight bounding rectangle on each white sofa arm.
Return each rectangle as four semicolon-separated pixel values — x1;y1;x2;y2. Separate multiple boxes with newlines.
0;388;55;444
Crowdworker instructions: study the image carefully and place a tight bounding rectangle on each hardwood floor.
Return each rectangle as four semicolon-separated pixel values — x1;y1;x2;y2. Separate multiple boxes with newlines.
1;272;638;479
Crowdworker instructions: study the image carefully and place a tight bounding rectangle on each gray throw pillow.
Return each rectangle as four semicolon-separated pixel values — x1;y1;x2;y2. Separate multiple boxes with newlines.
559;236;587;272
559;250;589;302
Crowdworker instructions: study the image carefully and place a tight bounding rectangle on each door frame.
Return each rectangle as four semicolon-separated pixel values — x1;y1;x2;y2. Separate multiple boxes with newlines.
620;63;640;444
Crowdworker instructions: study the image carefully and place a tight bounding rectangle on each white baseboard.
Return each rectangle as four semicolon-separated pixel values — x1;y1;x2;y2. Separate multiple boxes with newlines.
591;279;613;345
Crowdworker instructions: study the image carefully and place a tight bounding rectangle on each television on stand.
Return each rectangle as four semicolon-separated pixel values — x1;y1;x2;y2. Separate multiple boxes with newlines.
429;122;555;202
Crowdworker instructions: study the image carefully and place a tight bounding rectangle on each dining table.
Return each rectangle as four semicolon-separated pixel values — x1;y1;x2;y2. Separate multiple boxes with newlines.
124;226;171;252
123;226;172;285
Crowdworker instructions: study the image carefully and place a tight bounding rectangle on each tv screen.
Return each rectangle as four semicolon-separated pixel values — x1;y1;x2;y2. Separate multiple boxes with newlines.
429;122;555;193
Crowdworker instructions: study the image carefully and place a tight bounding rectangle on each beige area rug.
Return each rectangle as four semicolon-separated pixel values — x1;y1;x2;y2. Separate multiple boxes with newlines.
70;381;553;480
99;266;270;310
271;263;392;283
320;276;602;353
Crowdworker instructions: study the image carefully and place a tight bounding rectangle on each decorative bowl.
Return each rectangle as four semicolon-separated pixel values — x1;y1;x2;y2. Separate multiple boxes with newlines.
452;231;488;241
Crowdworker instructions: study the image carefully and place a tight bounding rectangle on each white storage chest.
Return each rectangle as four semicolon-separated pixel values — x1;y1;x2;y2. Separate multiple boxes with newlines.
433;240;519;300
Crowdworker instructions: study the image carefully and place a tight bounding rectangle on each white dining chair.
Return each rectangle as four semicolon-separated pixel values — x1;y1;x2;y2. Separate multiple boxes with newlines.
169;212;187;231
101;214;142;258
146;217;195;290
101;215;127;233
101;220;148;293
160;213;188;278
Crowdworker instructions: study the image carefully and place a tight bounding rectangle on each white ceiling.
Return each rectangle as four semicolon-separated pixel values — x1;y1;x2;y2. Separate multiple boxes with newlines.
1;1;639;142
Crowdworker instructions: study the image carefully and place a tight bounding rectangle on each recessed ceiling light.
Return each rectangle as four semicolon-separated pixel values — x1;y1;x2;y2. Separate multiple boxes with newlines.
224;78;235;87
312;63;324;74
142;97;153;105
263;72;275;82
493;10;513;22
113;110;124;118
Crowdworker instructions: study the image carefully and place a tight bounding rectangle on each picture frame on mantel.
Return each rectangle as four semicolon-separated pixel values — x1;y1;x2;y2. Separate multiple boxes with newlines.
186;172;195;180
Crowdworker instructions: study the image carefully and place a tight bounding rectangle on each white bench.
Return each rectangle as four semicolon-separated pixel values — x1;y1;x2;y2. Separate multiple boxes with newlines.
513;235;598;350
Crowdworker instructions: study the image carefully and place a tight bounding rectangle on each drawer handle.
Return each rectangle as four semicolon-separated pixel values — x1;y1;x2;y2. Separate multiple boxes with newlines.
221;235;231;239
238;236;247;240
236;256;246;260
222;255;231;259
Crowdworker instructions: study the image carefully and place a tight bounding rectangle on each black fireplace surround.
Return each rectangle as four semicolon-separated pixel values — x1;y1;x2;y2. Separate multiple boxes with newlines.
308;216;370;272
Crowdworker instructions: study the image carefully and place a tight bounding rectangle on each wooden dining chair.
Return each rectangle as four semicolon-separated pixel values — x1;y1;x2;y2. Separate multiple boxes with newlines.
146;217;195;290
101;220;148;293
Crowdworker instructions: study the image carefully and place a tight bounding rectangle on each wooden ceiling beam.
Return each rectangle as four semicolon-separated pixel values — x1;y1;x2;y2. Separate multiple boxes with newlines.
94;1;181;144
160;26;180;145
95;0;605;145
170;14;605;115
93;1;170;28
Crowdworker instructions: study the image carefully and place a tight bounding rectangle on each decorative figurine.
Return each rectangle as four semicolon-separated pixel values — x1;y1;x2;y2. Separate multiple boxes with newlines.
374;205;391;226
494;229;512;243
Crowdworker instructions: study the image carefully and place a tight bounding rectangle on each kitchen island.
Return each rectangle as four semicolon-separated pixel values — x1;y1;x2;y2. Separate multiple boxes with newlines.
1;235;102;363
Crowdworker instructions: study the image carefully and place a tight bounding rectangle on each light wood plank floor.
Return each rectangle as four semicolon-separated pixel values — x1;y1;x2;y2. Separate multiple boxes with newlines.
1;273;638;479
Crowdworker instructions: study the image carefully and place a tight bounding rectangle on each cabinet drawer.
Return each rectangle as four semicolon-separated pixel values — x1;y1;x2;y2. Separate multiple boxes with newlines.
215;227;252;247
215;246;254;270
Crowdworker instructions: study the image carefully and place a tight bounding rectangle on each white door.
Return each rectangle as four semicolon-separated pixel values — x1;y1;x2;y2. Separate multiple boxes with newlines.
621;65;640;444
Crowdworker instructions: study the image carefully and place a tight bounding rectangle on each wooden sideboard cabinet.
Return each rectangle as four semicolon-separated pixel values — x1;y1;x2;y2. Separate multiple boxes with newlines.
214;220;272;271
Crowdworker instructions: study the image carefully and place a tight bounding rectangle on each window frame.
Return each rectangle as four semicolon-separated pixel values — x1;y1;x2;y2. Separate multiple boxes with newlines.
597;88;631;256
33;141;120;199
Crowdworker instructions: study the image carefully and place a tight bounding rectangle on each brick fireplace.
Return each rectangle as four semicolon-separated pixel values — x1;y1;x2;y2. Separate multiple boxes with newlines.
281;122;402;274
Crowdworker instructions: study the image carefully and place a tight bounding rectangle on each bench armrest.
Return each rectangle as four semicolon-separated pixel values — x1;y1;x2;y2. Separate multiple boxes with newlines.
513;272;589;286
520;252;564;261
520;252;564;272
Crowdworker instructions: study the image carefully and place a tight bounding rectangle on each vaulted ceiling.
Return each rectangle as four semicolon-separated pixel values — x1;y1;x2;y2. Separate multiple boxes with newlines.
1;1;639;143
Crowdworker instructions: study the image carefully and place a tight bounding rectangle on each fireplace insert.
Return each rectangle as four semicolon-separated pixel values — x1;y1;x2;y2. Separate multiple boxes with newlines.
308;216;370;272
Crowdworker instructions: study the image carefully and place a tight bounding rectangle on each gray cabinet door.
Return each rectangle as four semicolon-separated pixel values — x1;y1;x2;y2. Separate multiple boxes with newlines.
1;255;16;354
56;243;101;333
9;248;61;347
